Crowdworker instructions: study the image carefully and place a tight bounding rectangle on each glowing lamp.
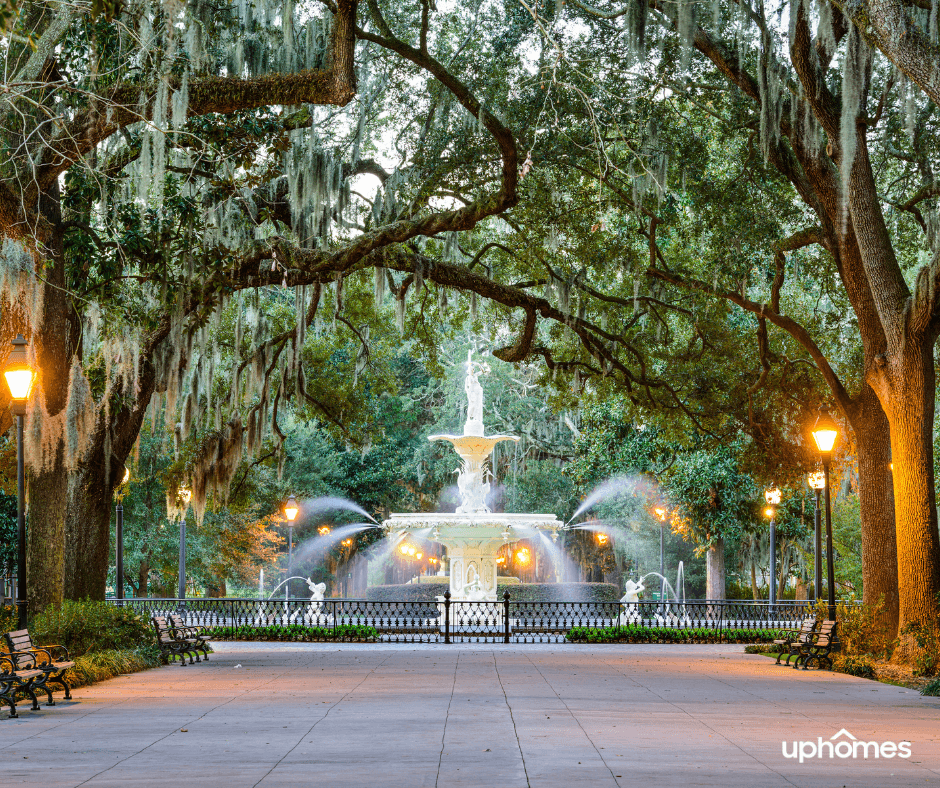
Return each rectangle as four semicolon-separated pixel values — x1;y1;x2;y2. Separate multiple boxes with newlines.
284;495;299;522
407;546;416;556
516;549;530;564
416;552;423;560
3;334;35;412
122;467;131;485
807;471;825;491
764;506;775;519
180;486;192;504
812;408;839;456
596;533;608;545
399;544;409;555
342;538;352;547
654;507;666;521
764;486;781;506
318;525;331;536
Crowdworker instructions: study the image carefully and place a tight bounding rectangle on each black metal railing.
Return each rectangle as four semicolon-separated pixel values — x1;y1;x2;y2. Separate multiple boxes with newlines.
113;595;824;644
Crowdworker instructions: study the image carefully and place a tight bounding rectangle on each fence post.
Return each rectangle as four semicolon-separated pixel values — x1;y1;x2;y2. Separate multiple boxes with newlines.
444;591;451;643
718;601;724;643
503;590;510;644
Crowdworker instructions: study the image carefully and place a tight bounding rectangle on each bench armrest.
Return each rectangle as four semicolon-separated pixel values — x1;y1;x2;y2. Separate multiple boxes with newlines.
6;649;39;669
34;643;71;662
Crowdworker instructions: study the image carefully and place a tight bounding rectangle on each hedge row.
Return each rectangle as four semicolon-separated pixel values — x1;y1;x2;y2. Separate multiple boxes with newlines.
206;623;379;641
365;582;620;604
566;625;786;644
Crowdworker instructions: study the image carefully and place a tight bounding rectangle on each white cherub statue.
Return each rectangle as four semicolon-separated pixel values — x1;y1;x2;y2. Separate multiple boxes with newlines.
621;578;645;604
618;578;645;626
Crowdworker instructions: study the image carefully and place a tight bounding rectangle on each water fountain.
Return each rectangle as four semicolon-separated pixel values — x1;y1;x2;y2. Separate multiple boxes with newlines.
382;351;562;601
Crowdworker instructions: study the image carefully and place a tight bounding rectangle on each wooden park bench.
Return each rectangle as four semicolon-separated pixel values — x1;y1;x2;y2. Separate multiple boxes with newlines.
3;629;74;703
794;620;838;670
0;652;47;717
773;617;817;666
168;614;211;661
152;616;203;665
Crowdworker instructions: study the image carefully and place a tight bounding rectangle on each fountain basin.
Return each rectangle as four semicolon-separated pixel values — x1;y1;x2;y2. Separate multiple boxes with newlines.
385;512;561;602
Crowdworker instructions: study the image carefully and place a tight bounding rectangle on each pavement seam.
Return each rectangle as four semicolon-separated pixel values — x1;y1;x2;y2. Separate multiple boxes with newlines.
522;651;618;786
600;652;801;787
434;650;460;788
492;651;532;787
250;651;394;788
70;656;318;788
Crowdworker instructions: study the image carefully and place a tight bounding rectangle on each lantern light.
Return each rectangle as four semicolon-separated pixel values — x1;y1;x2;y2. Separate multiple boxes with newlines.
764;485;781;505
284;495;299;522
180;486;192;504
654;507;666;521
812;408;839;455
3;334;36;408
807;471;825;490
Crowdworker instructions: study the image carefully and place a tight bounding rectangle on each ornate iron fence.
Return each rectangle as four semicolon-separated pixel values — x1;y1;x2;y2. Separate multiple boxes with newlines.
113;594;822;644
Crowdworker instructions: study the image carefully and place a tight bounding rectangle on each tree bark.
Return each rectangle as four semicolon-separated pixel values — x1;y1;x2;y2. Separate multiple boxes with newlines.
853;384;900;635
706;538;725;600
874;345;940;630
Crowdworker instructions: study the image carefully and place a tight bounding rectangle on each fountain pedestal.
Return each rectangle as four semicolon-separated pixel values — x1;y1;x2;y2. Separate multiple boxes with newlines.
383;351;561;602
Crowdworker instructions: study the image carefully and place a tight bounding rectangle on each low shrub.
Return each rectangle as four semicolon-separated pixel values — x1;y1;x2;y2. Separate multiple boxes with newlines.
66;646;163;689
29;599;154;656
837;599;893;660
744;644;778;654
900;619;940;677
920;677;940;697
833;655;876;679
565;625;783;644
0;605;16;637
207;623;379;641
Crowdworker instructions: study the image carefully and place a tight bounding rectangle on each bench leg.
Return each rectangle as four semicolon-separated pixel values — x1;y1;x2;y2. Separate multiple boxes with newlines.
0;693;17;719
47;673;71;701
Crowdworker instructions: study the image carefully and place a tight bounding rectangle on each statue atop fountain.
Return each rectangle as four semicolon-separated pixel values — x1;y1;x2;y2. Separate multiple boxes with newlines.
384;348;561;602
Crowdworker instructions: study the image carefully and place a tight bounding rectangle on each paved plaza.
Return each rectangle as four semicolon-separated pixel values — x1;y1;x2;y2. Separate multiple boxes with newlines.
1;642;938;787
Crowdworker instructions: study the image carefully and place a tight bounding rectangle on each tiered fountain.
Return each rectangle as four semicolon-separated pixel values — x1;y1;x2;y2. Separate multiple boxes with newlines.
383;352;561;601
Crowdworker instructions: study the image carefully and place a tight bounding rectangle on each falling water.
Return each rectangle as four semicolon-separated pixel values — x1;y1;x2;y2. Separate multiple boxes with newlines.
288;522;377;568
302;495;378;524
568;474;658;523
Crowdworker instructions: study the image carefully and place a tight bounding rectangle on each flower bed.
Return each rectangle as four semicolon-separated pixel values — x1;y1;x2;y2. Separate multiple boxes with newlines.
566;625;785;644
206;623;379;642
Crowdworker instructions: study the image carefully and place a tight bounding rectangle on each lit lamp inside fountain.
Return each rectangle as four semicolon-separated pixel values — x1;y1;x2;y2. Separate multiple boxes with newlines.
383;350;561;601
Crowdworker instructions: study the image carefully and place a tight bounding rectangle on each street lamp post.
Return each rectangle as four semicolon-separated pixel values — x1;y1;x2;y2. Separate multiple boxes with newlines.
807;471;826;601
4;334;36;629
812;408;840;646
764;485;781;607
115;467;130;602
178;486;192;600
283;495;299;599
655;507;666;602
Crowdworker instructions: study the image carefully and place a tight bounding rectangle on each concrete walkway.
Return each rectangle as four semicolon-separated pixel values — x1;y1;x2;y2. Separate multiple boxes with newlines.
1;642;938;787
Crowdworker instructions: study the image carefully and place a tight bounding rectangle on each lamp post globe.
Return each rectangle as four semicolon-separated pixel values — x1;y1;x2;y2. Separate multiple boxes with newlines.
811;408;840;635
4;334;36;628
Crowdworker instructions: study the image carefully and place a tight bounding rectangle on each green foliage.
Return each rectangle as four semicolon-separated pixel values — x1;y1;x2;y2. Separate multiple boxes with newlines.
832;655;876;680
29;600;155;656
205;624;378;642
920;678;940;697
566;625;783;644
0;491;15;568
0;605;15;634
899;620;940;677
67;646;163;689
830;496;864;598
836;599;893;660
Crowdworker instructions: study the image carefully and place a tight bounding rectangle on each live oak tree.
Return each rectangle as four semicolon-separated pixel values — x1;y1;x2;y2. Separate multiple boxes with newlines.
0;0;530;613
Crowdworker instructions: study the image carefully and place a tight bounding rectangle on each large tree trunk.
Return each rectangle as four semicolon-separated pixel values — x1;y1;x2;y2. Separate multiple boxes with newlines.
706;538;725;600
852;386;900;636
63;460;114;600
879;346;940;631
